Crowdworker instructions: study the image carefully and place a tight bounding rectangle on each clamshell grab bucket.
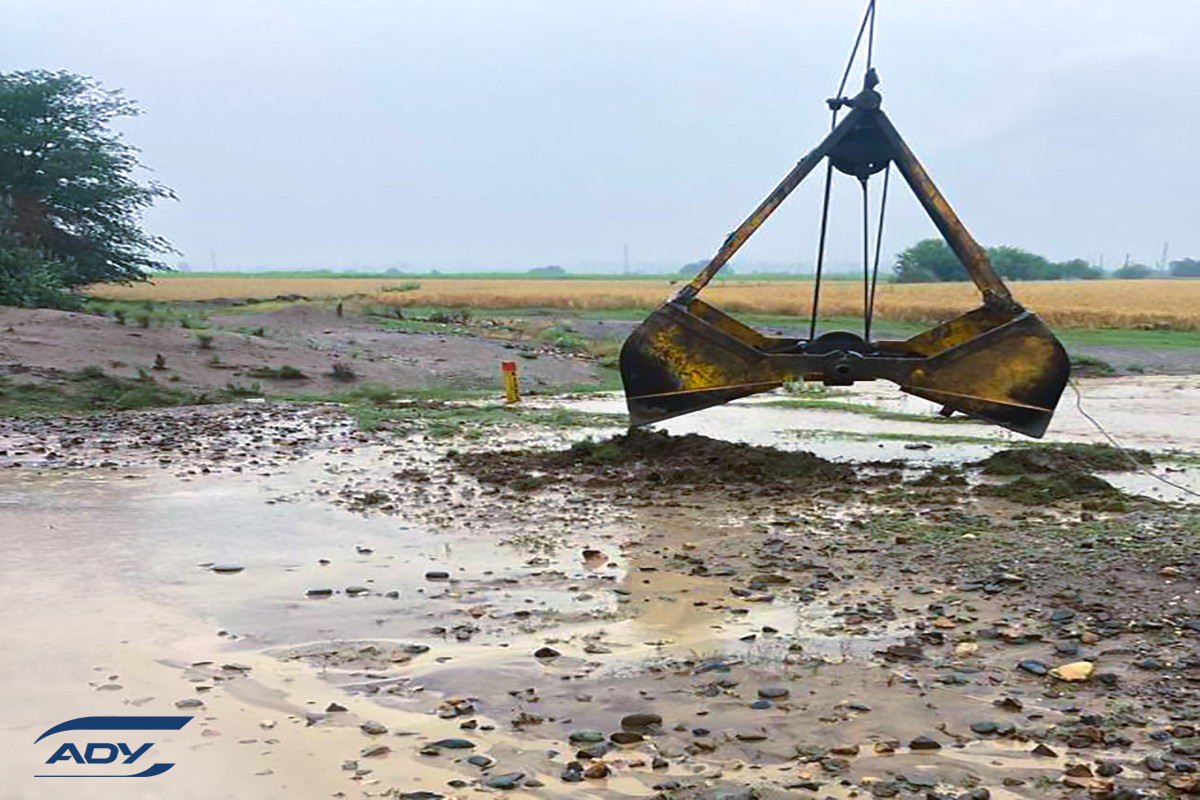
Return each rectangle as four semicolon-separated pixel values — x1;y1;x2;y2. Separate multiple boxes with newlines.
618;77;1071;439
620;299;1069;438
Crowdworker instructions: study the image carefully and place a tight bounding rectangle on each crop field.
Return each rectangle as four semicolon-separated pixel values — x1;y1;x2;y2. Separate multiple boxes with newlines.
88;275;1200;330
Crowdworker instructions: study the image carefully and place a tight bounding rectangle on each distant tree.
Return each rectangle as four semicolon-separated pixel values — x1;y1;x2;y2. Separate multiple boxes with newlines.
0;70;175;308
988;246;1054;280
894;239;965;282
1169;258;1200;277
528;265;566;276
680;259;736;277
1054;258;1104;280
1113;263;1154;279
896;239;1103;282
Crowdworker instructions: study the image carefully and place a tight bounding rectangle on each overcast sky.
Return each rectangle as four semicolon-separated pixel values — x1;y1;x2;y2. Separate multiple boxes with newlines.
3;0;1198;272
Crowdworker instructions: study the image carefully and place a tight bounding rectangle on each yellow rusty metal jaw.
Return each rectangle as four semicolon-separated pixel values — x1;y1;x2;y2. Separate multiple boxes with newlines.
619;79;1071;439
620;299;1069;438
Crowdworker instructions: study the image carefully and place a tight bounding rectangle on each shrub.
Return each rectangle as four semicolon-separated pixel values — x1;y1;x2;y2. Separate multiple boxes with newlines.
0;244;81;309
329;361;357;382
426;308;471;325
247;365;306;380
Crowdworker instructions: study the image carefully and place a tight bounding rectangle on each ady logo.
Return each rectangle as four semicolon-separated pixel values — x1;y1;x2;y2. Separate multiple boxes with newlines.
35;716;193;777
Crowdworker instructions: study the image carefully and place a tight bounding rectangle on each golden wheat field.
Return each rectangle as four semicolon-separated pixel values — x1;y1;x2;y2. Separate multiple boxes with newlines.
89;276;1200;330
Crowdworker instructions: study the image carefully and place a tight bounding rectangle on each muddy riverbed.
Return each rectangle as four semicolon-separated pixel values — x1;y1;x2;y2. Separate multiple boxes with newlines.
1;383;1198;800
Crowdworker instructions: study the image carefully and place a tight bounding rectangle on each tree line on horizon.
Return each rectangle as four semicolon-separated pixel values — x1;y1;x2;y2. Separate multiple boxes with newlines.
892;240;1199;283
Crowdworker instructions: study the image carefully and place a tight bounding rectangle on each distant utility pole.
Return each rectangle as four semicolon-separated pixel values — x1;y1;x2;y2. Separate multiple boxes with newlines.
1161;242;1170;270
623;244;630;275
210;249;217;270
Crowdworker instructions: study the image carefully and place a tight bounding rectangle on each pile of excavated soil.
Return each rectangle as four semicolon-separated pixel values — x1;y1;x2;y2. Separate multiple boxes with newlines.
976;442;1153;475
450;428;854;490
975;472;1127;506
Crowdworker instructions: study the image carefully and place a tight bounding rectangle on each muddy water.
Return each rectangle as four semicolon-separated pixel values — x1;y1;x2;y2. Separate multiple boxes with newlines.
0;455;632;797
0;448;997;799
558;376;1200;452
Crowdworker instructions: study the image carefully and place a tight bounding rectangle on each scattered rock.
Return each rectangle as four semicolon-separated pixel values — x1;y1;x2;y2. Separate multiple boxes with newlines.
620;713;662;730
485;772;525;790
429;738;474;750
1018;659;1049;676
1051;661;1095;682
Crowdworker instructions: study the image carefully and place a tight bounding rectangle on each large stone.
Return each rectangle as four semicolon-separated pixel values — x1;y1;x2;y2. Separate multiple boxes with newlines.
429;738;475;749
1051;661;1095;682
486;772;525;790
621;712;662;730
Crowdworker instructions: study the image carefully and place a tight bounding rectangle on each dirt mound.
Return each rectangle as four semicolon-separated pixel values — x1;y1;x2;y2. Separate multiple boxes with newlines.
451;428;853;491
976;472;1126;506
977;443;1153;475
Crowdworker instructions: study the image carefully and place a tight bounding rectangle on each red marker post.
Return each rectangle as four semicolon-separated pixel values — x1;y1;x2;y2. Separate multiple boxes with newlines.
501;360;520;403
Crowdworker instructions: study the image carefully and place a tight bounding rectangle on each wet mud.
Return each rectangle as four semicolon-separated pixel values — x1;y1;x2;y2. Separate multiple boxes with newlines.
451;428;853;492
2;397;1199;799
977;444;1155;476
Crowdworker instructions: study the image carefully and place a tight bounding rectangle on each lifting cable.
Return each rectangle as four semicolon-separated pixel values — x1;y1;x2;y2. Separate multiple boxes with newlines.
865;163;891;342
809;0;881;341
859;164;891;343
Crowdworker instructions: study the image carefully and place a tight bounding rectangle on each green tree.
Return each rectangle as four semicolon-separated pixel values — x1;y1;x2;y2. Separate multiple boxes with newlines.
1169;258;1200;277
679;259;733;277
527;265;566;276
0;70;175;307
988;245;1054;280
1053;258;1104;280
893;239;965;282
896;239;1103;282
1113;263;1154;279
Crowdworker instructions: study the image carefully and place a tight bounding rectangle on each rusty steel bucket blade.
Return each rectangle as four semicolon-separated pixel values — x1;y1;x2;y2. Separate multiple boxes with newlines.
619;302;781;426
899;311;1069;438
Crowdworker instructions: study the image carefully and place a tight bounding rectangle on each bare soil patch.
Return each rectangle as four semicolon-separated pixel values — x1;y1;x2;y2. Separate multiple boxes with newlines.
0;305;602;401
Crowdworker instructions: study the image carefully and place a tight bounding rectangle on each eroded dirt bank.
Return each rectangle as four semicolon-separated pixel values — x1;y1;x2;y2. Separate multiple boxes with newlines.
1;401;1198;800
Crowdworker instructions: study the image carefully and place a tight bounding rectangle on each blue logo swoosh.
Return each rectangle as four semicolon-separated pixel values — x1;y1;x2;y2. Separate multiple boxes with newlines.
35;716;192;744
